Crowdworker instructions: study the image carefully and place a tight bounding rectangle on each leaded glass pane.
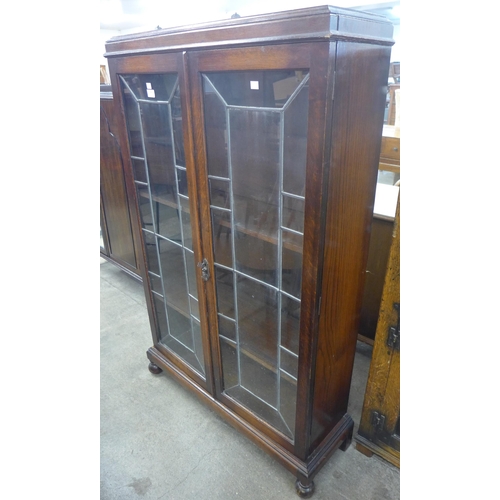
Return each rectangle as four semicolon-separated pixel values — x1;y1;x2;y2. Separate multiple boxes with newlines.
120;73;205;377
203;70;310;440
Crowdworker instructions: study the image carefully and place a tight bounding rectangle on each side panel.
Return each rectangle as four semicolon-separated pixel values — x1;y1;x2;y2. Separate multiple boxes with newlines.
309;41;392;452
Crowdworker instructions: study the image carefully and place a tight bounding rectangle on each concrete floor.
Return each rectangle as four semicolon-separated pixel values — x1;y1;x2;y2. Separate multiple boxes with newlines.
100;259;400;500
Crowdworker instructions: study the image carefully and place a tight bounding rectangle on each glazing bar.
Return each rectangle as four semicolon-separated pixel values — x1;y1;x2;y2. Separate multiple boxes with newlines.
218;312;236;323
279;415;293;438
214;262;232;272
219;334;236;347
235;269;279;292
226;106;242;387
279;368;297;382
282;191;305;201
276;108;285;411
208;174;230;181
169;96;201;368
227;104;281;112
210;205;231;212
281;290;301;303
281;74;310;112
168;77;180;102
215;262;281;293
202;75;228;107
280;345;298;358
156;233;183;249
136;98;170;104
281;226;303;236
168;332;196;354
238;385;279;412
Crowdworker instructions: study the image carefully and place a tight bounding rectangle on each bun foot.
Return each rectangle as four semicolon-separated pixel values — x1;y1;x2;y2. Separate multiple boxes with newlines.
295;479;314;498
148;362;162;374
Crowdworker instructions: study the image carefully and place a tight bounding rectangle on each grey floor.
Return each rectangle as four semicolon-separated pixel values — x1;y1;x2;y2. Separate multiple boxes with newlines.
100;259;400;500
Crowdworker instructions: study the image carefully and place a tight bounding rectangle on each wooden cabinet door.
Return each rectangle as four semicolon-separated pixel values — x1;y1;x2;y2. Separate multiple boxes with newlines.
108;53;213;391
187;42;332;451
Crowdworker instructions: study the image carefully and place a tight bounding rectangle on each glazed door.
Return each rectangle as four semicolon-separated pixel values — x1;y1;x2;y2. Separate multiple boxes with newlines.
109;54;211;388
189;44;329;447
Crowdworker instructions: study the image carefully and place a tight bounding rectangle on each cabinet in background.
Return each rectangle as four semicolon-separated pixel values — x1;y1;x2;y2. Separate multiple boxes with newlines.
105;6;393;496
356;198;400;467
358;126;400;342
100;84;142;280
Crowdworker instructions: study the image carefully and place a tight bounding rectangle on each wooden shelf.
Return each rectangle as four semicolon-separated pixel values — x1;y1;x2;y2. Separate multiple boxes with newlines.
140;187;304;254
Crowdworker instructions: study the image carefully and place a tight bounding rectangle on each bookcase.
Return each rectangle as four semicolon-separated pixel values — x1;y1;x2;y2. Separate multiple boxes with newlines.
104;6;393;496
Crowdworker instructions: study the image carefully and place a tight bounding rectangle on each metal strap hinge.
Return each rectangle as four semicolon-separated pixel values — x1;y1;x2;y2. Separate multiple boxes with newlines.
386;302;400;350
371;411;386;432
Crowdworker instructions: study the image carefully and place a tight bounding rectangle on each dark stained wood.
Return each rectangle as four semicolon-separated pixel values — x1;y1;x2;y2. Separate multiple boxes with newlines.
296;478;315;498
293;40;337;461
187;42;312;72
355;197;400;468
105;6;393;58
148;362;162;374
178;51;217;396
100;198;110;254
310;40;392;453
100;89;141;280
358;126;400;342
185;50;225;404
104;7;394;494
358;216;394;340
